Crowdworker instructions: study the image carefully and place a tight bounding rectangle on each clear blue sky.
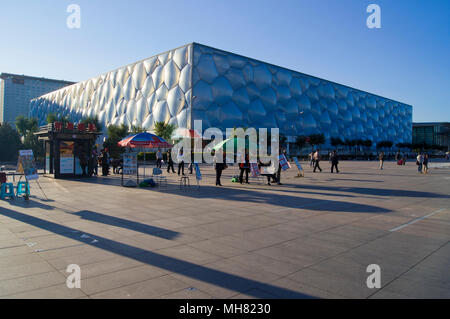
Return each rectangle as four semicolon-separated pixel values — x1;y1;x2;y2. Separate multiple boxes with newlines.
1;0;449;122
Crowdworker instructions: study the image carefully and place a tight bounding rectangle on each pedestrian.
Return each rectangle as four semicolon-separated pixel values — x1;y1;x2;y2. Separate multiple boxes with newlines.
213;150;226;186
422;153;429;174
379;151;384;170
100;149;109;176
239;152;250;184
91;148;98;176
155;149;163;168
276;149;287;185
330;150;339;173
177;148;185;175
79;151;89;176
309;152;315;168
166;149;175;173
416;153;423;173
313;150;322;172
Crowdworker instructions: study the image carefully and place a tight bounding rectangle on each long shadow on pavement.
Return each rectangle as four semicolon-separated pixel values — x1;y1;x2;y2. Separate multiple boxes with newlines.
1;207;315;299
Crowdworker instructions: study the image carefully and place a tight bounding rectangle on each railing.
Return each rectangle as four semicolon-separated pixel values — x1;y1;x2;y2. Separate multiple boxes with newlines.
38;122;99;133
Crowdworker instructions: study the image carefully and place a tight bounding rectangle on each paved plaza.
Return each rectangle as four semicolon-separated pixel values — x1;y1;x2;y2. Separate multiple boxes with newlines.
0;160;449;299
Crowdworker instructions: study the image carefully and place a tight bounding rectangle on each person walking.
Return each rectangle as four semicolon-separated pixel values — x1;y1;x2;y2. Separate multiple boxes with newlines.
422;153;429;174
313;150;322;172
166;149;175;173
416;153;423;173
379;151;384;170
309;152;315;168
155;149;163;168
239;153;250;184
330;150;339;173
177;148;185;175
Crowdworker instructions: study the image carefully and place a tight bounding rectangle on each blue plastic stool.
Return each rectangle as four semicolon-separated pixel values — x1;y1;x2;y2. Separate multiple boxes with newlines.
16;181;30;197
1;183;15;200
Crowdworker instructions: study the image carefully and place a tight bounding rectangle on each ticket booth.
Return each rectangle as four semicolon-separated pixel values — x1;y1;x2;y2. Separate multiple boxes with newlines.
35;122;101;179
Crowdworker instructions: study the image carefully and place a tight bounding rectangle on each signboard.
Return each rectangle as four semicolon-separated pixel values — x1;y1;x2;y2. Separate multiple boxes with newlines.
250;163;260;177
123;152;137;175
279;154;291;171
60;141;74;174
293;157;304;177
194;163;202;181
17;150;39;180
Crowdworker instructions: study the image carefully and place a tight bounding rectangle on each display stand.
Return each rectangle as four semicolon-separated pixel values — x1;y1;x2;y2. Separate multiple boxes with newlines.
293;157;304;177
121;152;139;187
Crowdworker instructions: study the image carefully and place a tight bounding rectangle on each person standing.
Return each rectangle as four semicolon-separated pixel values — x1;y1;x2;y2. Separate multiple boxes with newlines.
166;149;175;173
155;149;163;168
313;150;322;172
91;148;98;176
239;153;250;184
276;149;287;185
330;150;339;173
79;151;89;176
379;152;384;170
213;150;226;186
177;148;185;175
100;149;109;176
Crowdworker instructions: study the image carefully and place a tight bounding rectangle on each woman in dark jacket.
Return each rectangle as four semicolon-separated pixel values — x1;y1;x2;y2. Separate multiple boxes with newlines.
239;153;250;184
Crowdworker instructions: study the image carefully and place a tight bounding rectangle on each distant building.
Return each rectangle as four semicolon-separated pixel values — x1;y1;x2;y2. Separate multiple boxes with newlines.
413;122;450;149
0;73;74;125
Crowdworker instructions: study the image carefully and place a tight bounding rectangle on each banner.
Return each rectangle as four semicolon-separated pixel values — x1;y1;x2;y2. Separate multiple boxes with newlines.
17;150;39;180
194;163;202;180
250;163;260;177
60;141;74;174
123;152;137;175
279;154;291;171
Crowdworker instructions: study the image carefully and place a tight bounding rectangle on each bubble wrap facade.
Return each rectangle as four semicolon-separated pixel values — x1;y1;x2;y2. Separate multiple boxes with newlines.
30;43;412;144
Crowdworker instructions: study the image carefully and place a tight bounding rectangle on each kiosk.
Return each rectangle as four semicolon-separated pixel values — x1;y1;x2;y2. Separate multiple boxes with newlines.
35;122;101;179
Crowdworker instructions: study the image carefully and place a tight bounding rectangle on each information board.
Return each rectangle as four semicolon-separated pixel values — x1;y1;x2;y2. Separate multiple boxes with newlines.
17;150;39;180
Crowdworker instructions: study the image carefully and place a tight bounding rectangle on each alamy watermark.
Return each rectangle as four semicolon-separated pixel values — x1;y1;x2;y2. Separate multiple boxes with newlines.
66;4;81;29
366;264;381;289
66;264;81;289
366;4;381;29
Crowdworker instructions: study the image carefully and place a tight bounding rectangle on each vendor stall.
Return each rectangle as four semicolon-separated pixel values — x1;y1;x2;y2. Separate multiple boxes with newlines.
34;122;101;179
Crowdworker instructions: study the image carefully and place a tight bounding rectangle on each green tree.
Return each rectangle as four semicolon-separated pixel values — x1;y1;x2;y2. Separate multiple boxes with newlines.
14;115;44;161
80;116;101;131
46;112;70;126
330;137;344;148
309;133;325;151
15;115;38;136
46;113;58;124
153;122;176;141
103;124;129;159
131;125;145;134
0;123;22;161
296;135;307;150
